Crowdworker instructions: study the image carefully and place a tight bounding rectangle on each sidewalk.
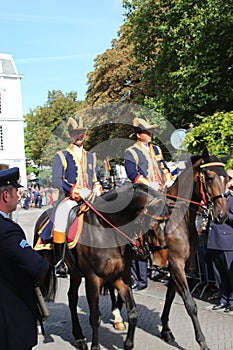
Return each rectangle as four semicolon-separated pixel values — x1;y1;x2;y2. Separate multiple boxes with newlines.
18;207;233;350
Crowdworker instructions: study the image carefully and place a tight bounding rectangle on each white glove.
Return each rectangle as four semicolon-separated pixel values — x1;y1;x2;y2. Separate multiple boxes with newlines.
148;181;160;191
79;187;92;199
165;180;174;188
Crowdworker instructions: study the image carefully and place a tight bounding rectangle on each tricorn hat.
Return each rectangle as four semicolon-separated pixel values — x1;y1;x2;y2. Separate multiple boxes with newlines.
0;167;23;188
130;117;158;137
67;116;86;135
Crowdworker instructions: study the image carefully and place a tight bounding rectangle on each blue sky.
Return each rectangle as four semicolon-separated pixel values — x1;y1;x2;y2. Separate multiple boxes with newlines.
1;0;124;115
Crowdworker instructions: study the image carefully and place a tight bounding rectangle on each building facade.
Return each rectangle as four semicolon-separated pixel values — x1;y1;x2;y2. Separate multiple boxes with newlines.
0;53;27;187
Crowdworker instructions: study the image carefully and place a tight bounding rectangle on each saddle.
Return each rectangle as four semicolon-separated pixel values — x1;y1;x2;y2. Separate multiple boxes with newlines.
34;203;88;251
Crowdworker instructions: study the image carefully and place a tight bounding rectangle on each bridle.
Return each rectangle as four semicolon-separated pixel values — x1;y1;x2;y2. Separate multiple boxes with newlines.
198;162;227;221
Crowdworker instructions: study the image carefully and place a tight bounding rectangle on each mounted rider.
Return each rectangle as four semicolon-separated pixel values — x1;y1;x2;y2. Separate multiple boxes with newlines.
51;116;102;277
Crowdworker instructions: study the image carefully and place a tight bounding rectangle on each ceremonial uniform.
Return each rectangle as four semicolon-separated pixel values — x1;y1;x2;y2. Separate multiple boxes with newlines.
124;142;172;188
49;116;102;277
207;191;233;311
124;118;172;291
0;167;49;350
53;144;100;196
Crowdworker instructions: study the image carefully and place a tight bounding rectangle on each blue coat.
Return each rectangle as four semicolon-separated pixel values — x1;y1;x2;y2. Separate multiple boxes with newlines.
52;144;100;196
207;192;233;250
0;214;49;350
124;141;171;185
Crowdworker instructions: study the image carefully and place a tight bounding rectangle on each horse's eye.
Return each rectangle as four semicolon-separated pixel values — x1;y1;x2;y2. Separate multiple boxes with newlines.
206;176;214;183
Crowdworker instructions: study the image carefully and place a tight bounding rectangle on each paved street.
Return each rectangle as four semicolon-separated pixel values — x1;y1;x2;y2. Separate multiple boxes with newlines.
18;207;233;350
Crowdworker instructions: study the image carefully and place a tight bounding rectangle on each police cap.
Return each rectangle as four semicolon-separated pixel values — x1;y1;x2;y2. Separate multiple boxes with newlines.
0;167;23;188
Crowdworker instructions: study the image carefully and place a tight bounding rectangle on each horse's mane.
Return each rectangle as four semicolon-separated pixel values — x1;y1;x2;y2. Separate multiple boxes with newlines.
93;182;161;215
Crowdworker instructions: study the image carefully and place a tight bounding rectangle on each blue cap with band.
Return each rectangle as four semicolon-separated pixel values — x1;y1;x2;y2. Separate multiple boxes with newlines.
0;167;23;188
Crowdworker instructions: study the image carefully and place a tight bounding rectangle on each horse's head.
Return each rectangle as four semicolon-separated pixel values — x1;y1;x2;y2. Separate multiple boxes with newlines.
130;184;170;260
193;148;229;224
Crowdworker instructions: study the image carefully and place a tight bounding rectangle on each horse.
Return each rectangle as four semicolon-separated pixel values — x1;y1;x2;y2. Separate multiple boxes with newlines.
34;183;170;350
105;148;229;350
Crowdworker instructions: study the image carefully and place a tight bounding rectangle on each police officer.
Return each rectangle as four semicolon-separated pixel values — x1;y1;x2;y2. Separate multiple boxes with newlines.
50;116;102;278
207;170;233;312
0;167;49;350
124;117;173;290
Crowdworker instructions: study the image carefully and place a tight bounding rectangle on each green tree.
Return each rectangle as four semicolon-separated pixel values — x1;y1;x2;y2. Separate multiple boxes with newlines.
123;0;233;127
24;90;85;168
185;111;233;168
86;27;153;106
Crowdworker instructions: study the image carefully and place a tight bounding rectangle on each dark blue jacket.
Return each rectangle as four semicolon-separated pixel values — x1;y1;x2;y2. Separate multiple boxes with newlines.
124;142;171;184
0;214;49;350
52;144;100;195
207;192;233;250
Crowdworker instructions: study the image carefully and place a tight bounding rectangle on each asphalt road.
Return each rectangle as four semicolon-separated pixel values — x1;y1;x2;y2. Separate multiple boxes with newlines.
17;206;233;350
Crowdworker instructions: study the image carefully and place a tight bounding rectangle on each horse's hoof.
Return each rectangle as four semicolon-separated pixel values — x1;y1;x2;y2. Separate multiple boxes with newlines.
91;346;101;350
124;341;133;350
114;321;126;331
161;330;175;344
75;338;88;350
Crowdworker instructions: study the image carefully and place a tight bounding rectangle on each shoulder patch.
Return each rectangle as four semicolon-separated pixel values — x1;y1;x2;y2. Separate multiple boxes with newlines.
19;239;30;248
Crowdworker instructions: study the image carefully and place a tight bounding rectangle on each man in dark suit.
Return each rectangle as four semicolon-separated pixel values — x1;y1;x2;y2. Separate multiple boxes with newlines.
0;167;49;350
207;170;233;312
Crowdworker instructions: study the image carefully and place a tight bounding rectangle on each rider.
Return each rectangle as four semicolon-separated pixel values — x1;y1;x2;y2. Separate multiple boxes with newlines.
52;116;102;277
124;117;173;190
124;117;173;290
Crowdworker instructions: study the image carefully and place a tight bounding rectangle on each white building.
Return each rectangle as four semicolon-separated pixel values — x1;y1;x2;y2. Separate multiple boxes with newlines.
0;53;27;187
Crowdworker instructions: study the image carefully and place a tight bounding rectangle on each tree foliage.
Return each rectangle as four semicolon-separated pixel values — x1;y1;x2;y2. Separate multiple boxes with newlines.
24;90;85;167
185;111;233;168
123;0;233;127
86;27;153;106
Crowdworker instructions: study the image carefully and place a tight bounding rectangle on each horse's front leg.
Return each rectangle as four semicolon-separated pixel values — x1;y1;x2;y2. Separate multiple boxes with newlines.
68;272;88;350
108;283;126;331
115;278;137;350
160;277;176;343
85;277;102;350
171;265;210;350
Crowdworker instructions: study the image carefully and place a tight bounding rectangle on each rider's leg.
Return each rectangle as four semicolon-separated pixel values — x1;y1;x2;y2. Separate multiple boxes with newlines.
53;199;77;277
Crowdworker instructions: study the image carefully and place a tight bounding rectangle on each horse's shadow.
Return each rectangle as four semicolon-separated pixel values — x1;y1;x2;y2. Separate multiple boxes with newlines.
41;294;186;350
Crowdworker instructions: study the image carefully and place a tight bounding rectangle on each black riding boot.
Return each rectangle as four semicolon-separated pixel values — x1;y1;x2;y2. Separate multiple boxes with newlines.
54;242;68;278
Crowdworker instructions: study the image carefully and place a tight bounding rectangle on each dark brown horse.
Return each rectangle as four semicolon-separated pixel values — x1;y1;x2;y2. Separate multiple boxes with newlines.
143;149;229;350
106;148;229;350
34;183;169;350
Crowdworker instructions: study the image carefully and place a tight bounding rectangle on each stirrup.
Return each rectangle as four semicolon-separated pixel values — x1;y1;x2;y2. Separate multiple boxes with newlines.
55;260;68;278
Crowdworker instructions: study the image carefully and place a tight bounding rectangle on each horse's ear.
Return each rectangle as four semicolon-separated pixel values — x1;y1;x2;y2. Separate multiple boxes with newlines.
221;154;231;164
202;147;209;159
202;147;210;162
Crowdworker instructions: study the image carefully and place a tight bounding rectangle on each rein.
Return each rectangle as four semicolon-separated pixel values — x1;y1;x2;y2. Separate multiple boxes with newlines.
81;196;170;257
82;197;137;247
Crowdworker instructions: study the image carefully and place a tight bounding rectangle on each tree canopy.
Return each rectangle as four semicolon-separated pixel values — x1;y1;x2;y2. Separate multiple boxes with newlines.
24;90;85;167
185;111;233;168
123;0;233;127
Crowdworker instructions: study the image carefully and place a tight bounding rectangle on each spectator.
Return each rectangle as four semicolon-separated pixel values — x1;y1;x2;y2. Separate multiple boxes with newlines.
207;169;233;312
0;167;49;350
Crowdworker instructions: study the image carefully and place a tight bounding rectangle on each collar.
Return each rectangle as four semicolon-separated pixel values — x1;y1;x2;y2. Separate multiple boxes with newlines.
136;141;150;149
0;211;9;219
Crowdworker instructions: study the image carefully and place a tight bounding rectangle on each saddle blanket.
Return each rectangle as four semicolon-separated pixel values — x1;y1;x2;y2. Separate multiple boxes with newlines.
34;212;85;251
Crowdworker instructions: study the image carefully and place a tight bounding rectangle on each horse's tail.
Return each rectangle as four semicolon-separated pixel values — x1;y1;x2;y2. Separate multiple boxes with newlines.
34;208;57;301
41;262;57;302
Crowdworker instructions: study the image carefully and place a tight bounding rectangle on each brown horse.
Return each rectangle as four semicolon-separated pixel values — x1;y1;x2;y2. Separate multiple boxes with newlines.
34;183;169;350
107;148;229;350
143;149;229;350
